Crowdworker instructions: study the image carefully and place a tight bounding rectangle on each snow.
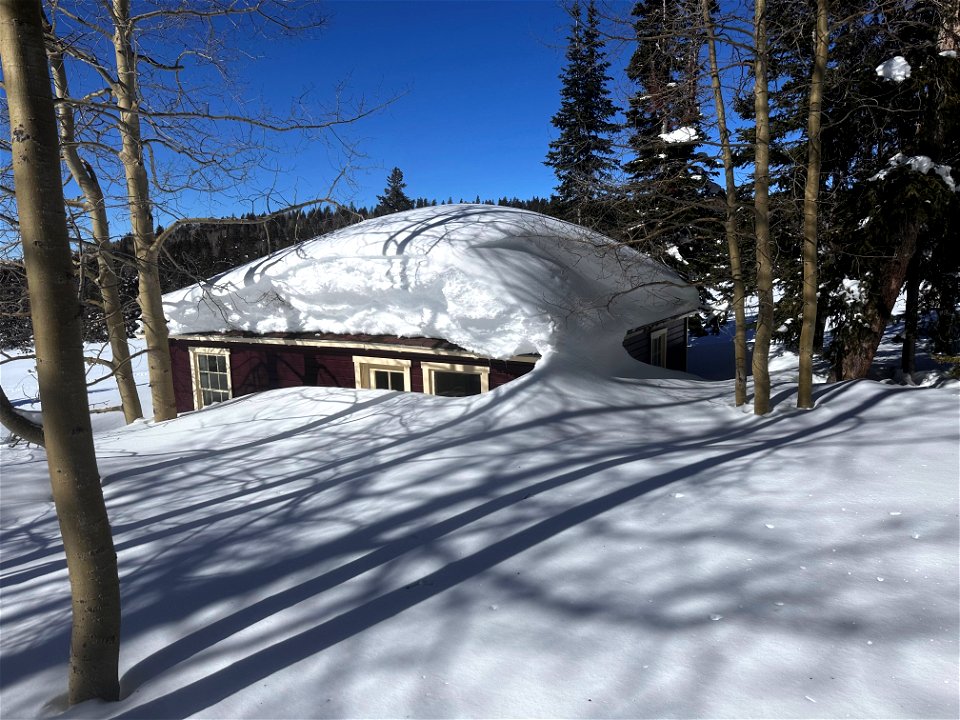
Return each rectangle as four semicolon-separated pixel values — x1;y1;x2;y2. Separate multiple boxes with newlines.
2;327;958;719
162;204;699;360
665;244;686;264
840;277;867;304
940;50;958;58
876;55;911;82
869;152;957;192
657;126;698;144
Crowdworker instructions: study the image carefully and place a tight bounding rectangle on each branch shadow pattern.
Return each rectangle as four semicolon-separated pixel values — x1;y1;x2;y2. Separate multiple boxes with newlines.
1;375;957;718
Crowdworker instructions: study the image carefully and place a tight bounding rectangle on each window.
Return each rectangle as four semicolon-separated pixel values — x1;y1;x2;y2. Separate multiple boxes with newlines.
190;347;232;408
353;356;411;391
650;328;668;368
421;361;490;397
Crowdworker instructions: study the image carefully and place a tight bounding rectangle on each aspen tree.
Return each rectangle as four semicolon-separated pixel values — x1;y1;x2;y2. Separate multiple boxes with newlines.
0;0;121;702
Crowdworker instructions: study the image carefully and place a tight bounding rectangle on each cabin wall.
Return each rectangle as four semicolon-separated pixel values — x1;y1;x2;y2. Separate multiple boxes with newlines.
623;317;689;370
169;337;535;413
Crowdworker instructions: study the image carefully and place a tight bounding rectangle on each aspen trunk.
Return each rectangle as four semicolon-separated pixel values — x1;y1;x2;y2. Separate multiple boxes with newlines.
0;384;44;445
798;0;829;409
701;0;748;406
111;0;177;421
47;43;143;423
752;0;774;415
0;0;121;703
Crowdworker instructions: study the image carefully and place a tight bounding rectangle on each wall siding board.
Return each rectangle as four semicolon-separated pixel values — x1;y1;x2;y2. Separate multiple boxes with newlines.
169;337;537;411
170;341;196;412
623;317;688;370
171;317;688;412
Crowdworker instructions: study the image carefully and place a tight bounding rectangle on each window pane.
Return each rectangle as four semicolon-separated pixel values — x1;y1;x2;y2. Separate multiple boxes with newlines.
372;368;406;390
197;352;231;407
433;371;481;397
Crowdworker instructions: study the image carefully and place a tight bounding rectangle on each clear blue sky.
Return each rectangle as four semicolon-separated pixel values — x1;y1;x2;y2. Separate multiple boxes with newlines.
231;0;605;213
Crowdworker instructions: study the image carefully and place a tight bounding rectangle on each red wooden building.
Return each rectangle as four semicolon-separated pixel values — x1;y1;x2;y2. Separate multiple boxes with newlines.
164;205;698;412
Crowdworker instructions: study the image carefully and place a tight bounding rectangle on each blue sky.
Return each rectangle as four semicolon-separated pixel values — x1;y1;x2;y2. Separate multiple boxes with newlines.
229;1;610;213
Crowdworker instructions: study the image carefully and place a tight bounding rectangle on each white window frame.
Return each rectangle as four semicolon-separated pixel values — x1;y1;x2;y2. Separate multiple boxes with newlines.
650;328;668;368
189;346;232;409
353;355;412;391
421;361;490;396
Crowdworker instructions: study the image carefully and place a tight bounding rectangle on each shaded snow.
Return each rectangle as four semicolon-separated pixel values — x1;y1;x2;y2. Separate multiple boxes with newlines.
162;205;698;359
876;56;911;82
1;337;958;719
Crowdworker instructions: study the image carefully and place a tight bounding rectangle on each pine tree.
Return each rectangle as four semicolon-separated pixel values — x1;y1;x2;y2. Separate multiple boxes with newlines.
759;0;960;380
623;0;725;332
376;167;414;215
545;0;618;226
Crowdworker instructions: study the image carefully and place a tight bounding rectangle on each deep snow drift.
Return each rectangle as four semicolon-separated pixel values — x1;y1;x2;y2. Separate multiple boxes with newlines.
1;337;957;719
161;204;699;359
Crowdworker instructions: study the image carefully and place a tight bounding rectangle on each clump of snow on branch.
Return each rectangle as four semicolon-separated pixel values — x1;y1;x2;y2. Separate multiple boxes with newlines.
940;50;957;59
868;153;957;191
162;204;699;359
666;245;687;264
875;56;911;82
836;279;869;315
658;126;699;144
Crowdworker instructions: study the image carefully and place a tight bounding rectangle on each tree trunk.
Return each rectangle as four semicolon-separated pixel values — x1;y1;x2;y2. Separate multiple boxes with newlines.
701;0;748;407
752;0;775;415
798;0;829;409
0;0;121;704
0;384;44;446
814;288;829;353
901;252;920;378
112;0;177;421
47;41;143;423
833;218;920;379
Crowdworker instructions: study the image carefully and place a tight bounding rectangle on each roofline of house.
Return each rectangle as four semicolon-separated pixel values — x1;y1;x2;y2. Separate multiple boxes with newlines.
169;333;541;364
624;310;694;338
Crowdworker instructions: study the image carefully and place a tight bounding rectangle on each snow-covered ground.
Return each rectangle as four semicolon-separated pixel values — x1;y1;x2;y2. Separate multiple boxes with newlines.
1;332;957;719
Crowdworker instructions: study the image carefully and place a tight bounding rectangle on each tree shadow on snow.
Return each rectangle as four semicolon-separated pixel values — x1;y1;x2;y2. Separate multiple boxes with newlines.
1;377;956;719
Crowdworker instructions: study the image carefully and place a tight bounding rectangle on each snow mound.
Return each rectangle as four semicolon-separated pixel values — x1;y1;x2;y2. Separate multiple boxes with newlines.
162;204;699;359
876;55;911;82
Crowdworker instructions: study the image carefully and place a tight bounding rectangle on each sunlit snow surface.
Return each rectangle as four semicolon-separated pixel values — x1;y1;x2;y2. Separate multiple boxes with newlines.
876;55;911;82
658;126;699;144
1;337;958;719
162;204;699;359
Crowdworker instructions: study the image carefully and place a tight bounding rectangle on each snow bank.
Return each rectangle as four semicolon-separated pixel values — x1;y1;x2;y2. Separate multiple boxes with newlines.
2;346;957;719
162;205;699;359
876;55;911;82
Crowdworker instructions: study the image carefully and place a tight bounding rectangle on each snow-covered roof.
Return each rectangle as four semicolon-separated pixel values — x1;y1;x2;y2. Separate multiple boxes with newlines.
162;204;699;359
